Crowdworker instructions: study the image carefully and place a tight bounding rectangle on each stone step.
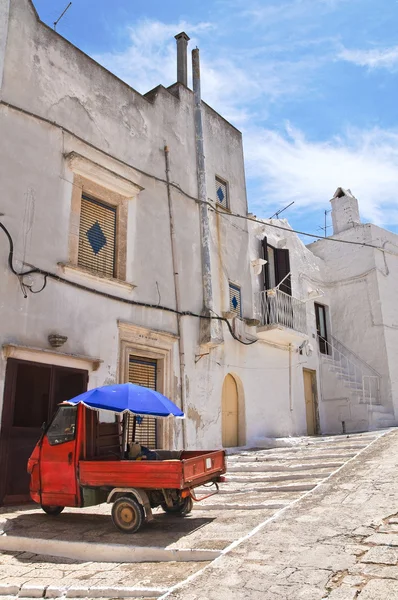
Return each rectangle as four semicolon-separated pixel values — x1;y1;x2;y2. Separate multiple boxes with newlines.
228;452;356;462
198;481;317;494
226;472;328;484
227;461;343;472
244;443;369;453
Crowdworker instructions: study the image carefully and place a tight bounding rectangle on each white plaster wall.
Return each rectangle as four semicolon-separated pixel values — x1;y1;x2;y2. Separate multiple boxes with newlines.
309;223;396;426
0;0;10;95
0;0;283;453
4;0;383;451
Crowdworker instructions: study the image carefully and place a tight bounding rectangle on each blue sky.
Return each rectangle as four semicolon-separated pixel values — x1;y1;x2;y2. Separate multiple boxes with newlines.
33;0;398;238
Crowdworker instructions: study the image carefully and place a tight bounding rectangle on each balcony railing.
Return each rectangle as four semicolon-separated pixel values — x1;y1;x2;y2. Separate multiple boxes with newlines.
257;288;307;334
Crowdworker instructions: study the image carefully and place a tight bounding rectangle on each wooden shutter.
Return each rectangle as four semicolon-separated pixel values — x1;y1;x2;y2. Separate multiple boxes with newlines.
78;196;116;278
215;177;228;208
229;283;242;316
261;236;269;290
275;248;291;296
127;357;157;449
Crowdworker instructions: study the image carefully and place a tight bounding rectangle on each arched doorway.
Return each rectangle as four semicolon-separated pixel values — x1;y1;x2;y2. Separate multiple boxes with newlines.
222;373;245;448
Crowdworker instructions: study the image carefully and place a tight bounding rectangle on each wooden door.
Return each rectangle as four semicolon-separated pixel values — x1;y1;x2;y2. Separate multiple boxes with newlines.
222;374;239;448
303;369;318;435
0;359;87;505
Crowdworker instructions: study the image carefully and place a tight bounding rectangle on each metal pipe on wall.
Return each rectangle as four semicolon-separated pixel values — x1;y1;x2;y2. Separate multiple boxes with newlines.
164;145;187;448
289;343;293;412
192;47;214;315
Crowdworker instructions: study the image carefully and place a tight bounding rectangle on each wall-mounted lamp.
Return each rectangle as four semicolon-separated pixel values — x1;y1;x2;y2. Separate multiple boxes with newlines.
251;258;267;275
299;340;313;356
307;288;325;301
48;333;68;348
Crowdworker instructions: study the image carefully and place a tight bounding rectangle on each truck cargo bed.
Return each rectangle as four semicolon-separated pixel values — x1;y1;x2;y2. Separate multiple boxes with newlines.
79;450;225;490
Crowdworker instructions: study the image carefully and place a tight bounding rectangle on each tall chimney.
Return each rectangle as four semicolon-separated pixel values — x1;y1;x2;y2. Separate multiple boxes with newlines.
330;187;361;235
174;32;190;87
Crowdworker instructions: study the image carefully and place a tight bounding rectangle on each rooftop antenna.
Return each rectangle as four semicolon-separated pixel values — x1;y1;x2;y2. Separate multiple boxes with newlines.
54;2;72;31
269;201;294;220
317;209;332;238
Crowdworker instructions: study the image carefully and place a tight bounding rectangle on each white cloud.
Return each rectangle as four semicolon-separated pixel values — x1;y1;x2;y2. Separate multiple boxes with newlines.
244;125;398;225
339;46;398;71
92;19;213;95
92;18;326;127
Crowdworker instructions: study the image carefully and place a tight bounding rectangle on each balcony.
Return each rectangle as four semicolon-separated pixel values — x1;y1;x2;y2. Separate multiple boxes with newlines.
256;288;308;344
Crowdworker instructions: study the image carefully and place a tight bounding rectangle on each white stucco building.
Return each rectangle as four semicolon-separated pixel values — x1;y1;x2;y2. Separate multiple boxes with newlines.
0;0;396;506
308;188;398;434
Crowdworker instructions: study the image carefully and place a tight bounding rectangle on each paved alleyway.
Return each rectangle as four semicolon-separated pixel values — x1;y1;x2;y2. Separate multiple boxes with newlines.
166;429;398;600
0;430;393;599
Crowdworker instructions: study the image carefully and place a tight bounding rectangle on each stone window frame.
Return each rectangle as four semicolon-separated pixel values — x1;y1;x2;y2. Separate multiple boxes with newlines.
65;152;143;285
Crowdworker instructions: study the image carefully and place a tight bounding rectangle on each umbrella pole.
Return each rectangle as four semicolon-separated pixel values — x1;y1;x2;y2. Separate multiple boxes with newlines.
132;415;137;443
122;414;128;457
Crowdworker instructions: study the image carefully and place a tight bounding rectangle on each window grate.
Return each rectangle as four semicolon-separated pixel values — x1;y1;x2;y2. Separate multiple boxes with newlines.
215;177;228;208
78;196;116;278
127;357;157;449
229;282;242;317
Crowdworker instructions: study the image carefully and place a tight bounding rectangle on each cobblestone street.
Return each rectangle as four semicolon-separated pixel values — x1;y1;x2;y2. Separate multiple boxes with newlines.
0;430;392;599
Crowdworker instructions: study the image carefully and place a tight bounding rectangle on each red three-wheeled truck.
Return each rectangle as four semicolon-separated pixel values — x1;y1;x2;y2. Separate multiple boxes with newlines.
27;384;226;533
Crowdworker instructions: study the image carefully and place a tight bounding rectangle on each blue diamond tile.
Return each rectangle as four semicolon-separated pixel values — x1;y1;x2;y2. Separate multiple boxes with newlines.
232;295;238;309
86;221;107;255
217;186;225;202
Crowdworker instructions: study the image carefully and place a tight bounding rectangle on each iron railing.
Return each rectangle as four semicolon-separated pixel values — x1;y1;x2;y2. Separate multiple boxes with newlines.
257;289;307;334
319;334;381;405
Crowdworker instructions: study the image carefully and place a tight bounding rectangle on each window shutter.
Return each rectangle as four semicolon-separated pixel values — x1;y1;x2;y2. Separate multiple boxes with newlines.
215;177;228;209
229;283;242;317
127;357;157;449
261;236;269;290
78;196;116;278
275;248;291;296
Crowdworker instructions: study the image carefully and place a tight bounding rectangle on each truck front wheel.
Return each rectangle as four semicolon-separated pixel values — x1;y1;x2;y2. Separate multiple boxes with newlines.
111;496;144;533
41;505;64;516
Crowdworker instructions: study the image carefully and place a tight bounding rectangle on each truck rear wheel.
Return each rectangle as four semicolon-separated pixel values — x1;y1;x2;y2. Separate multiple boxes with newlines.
162;496;193;516
41;505;64;516
111;496;144;533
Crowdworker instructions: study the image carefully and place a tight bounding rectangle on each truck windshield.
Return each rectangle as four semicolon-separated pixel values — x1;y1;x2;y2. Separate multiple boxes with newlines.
47;406;77;446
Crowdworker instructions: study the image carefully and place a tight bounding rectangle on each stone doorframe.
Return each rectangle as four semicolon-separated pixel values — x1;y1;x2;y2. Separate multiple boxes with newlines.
117;321;179;450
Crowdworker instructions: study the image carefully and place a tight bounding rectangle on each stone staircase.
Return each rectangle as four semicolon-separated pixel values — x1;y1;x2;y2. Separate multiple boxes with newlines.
319;334;396;431
193;431;383;515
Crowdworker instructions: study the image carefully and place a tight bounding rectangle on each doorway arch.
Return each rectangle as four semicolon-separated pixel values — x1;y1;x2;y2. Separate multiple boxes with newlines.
221;373;245;448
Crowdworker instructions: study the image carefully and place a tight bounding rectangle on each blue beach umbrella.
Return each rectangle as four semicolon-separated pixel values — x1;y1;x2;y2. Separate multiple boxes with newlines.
66;383;184;418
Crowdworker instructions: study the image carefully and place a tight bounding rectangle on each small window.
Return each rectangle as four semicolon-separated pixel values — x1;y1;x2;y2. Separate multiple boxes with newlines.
215;177;229;209
229;282;242;317
78;195;116;278
47;406;77;446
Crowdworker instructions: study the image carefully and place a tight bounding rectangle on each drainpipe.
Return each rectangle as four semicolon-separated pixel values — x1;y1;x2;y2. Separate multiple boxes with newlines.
175;32;190;87
164;146;187;449
289;343;293;412
192;48;222;345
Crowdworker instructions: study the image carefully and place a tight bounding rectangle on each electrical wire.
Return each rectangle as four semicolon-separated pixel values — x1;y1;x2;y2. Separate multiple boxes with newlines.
2;99;397;257
208;202;398;256
0;221;257;346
